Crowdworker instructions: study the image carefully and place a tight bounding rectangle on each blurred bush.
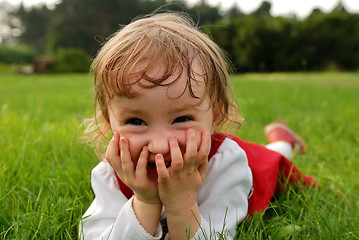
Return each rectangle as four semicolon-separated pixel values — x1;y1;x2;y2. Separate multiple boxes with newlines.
50;48;92;73
0;44;38;64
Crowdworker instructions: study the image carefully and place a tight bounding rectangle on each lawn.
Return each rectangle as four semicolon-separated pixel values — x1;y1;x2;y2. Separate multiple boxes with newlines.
1;67;358;239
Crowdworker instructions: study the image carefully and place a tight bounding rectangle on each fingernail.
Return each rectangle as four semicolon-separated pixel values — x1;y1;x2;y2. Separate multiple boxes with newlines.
155;154;163;161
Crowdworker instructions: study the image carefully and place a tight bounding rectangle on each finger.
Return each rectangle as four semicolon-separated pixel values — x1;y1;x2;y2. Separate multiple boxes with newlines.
198;131;210;179
135;146;149;177
197;130;211;163
169;136;183;174
119;137;135;181
155;154;170;182
105;132;121;169
115;131;121;154
184;128;197;171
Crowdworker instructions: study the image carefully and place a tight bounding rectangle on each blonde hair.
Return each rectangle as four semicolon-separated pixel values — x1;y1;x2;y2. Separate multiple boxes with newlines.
83;12;242;156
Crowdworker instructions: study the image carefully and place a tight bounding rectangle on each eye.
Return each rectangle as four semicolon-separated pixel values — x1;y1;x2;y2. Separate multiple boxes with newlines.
125;118;146;126
173;116;193;124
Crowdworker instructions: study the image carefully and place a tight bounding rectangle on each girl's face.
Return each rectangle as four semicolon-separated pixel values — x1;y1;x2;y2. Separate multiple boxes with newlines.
108;63;216;181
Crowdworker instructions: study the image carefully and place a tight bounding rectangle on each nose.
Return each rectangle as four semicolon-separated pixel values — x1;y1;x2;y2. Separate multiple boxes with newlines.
147;129;170;155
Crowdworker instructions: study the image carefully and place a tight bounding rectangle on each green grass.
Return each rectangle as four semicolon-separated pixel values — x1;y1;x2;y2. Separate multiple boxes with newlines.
1;68;358;239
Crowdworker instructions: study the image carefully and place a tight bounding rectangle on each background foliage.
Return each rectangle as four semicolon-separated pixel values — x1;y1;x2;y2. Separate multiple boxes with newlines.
50;48;92;73
1;0;358;72
207;11;359;72
0;44;38;64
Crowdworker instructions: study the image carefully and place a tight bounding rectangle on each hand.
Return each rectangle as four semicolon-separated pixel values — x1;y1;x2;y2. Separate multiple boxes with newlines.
105;132;160;204
155;129;211;214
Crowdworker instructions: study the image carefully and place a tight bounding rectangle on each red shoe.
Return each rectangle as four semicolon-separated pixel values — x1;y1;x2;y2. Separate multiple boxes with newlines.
264;121;308;153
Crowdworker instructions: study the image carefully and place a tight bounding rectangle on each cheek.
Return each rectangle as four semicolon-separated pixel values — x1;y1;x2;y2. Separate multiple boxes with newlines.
174;131;187;151
120;133;145;161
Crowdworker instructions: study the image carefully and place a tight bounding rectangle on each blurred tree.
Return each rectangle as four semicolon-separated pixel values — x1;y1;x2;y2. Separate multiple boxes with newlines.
252;1;272;17
224;3;243;19
0;1;16;44
208;9;359;72
4;0;358;71
332;1;347;13
302;11;359;70
12;3;52;52
49;0;131;56
187;0;221;24
48;0;222;55
49;0;171;55
208;16;265;71
310;8;324;16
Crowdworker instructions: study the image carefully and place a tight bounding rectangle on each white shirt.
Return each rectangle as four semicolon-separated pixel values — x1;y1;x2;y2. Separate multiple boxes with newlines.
79;137;253;240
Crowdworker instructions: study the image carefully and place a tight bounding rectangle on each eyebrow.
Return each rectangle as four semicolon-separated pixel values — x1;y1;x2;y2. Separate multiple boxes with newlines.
167;100;208;116
116;106;144;116
116;101;203;118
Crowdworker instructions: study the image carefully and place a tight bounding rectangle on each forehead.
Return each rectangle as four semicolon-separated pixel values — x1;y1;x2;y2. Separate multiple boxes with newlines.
127;59;207;100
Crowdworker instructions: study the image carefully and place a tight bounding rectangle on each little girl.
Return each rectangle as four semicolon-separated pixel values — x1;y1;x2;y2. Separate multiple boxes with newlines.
80;12;314;240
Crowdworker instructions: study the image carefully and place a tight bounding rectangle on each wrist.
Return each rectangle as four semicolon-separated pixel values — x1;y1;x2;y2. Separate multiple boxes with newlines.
165;200;198;217
166;202;201;239
132;196;163;236
133;195;162;209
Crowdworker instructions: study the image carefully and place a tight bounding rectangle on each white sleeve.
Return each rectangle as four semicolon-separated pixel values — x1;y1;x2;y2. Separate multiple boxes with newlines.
192;138;253;240
79;161;163;240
